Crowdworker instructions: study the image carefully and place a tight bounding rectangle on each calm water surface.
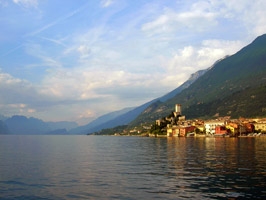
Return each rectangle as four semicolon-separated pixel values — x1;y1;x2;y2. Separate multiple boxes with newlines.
0;135;266;199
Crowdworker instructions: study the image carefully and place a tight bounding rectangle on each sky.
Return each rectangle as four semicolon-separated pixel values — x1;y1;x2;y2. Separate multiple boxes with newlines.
1;0;266;125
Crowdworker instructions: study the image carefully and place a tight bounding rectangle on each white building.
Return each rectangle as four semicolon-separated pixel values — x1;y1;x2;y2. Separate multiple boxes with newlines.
204;120;225;135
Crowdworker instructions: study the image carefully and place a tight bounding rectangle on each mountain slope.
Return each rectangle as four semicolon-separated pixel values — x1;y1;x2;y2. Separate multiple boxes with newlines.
46;121;78;131
183;84;266;118
131;34;266;125
159;69;208;102
69;107;135;134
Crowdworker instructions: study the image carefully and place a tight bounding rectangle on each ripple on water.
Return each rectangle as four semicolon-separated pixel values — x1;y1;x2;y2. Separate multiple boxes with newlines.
1;136;266;199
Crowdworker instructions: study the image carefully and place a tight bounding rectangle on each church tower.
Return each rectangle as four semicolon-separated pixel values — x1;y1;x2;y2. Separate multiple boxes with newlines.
175;104;181;115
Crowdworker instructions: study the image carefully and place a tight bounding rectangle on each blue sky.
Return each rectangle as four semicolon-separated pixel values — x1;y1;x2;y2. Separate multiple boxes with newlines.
1;0;266;124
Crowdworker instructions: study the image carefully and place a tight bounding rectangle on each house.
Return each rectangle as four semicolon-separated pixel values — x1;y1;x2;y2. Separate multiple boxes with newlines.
215;125;228;136
179;126;195;137
156;119;162;126
244;123;255;133
167;125;195;137
195;125;205;133
254;122;266;132
204;120;225;135
226;122;239;136
167;125;180;137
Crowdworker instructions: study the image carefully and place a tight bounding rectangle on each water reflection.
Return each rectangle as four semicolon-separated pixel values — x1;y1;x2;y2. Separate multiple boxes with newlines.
1;136;266;199
166;137;266;199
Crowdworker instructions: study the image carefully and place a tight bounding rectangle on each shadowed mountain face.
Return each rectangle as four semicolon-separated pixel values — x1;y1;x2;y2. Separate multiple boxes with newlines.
130;34;266;125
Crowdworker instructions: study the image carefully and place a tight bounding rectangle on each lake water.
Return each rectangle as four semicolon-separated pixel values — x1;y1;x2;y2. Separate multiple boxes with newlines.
1;136;266;199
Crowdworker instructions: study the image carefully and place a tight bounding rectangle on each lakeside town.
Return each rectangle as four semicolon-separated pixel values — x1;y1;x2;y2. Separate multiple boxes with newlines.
112;104;266;137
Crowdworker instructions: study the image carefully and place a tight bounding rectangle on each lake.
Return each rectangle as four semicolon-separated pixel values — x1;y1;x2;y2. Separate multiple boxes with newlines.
0;135;266;199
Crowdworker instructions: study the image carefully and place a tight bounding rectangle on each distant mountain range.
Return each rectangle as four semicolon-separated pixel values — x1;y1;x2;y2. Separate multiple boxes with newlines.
0;115;78;135
1;34;265;135
129;34;266;126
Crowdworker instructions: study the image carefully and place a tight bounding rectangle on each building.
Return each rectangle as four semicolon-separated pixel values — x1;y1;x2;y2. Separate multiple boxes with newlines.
226;122;239;136
244;123;255;133
167;125;195;137
204;120;225;135
215;125;228;136
175;104;182;115
156;119;162;126
254;122;266;132
179;126;196;137
167;125;180;137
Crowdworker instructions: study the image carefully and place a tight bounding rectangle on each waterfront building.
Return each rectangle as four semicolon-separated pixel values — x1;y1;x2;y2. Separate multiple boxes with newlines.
179;125;196;137
226;122;239;136
215;125;228;136
204;120;225;135
254;122;266;132
167;125;180;137
167;125;195;137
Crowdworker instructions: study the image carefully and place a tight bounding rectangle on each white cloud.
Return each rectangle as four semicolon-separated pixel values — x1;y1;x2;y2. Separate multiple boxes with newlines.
77;45;91;58
24;43;62;68
101;0;114;8
0;71;40;116
141;0;266;40
158;39;245;87
12;0;38;8
210;0;266;37
38;39;245;111
141;3;218;35
242;0;266;36
0;69;103;123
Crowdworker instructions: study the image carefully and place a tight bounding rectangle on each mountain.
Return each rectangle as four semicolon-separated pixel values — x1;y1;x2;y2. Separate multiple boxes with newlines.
45;128;68;135
46;121;78;131
130;34;266;125
0;120;9;134
121;69;209;128
0;115;9;134
4;115;77;135
71;68;208;134
0;114;8;120
158;68;208;102
5;115;51;135
69;107;135;134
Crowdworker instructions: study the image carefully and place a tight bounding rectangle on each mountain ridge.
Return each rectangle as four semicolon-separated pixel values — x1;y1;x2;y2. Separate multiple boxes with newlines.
3;115;78;135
